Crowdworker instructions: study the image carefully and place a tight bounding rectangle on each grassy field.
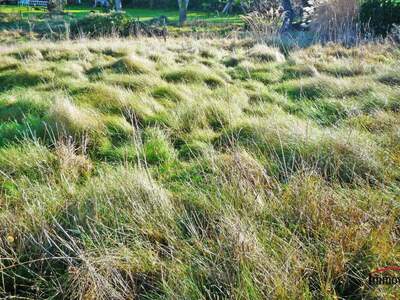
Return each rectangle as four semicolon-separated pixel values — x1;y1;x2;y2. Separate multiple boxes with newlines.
0;35;399;299
0;4;242;23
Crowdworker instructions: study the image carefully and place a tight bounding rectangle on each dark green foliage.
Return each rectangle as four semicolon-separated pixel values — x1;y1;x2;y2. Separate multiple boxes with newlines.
70;13;133;37
360;0;400;35
70;13;165;38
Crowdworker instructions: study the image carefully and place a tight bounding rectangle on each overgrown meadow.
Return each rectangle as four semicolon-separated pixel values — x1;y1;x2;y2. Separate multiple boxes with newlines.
0;37;399;298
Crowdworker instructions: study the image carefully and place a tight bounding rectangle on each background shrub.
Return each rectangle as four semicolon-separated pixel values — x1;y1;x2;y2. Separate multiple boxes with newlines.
360;0;400;36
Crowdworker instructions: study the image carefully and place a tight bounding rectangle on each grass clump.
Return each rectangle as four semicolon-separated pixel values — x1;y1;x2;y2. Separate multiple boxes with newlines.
0;142;56;181
75;83;132;113
0;91;51;122
11;47;43;60
143;127;174;165
0;68;50;92
0;56;20;71
248;44;285;63
103;73;161;91
315;61;374;77
103;114;134;144
42;48;81;61
178;140;211;160
110;55;154;74
152;85;186;103
163;66;225;87
377;68;400;86
281;63;318;80
97;137;138;162
47;97;104;139
276;76;372;100
215;110;382;182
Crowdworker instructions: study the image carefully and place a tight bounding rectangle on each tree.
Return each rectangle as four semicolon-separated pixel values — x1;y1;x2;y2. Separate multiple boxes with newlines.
178;0;190;26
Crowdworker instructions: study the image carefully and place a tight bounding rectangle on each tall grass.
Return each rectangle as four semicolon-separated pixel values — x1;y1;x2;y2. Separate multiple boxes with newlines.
311;0;362;44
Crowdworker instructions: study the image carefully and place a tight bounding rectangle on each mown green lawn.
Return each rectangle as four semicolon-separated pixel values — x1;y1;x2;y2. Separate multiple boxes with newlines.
0;4;242;24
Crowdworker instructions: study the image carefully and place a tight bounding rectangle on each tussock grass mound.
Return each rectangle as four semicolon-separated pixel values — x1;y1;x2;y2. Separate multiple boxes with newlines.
0;142;56;181
74;83;132;113
163;65;225;87
11;47;43;60
110;55;154;74
215;109;383;182
152;85;186;103
103;73;162;90
315;61;375;77
248;44;285;63
0;68;51;92
47;97;104;138
377;68;400;86
0;56;20;71
282;63;319;80
276;76;373;100
41;48;83;61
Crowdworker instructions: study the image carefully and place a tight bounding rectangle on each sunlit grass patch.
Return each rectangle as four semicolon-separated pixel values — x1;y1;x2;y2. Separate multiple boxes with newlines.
0;90;51;122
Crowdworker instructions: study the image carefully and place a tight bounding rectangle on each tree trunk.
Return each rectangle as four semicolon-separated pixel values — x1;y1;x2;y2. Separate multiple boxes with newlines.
177;0;189;26
280;0;294;33
115;0;122;12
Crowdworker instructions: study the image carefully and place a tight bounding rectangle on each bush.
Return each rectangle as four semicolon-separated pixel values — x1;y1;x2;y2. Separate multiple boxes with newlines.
71;13;132;37
70;13;166;38
360;0;400;36
47;0;66;13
